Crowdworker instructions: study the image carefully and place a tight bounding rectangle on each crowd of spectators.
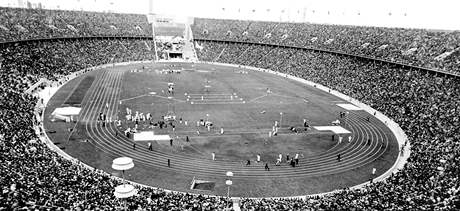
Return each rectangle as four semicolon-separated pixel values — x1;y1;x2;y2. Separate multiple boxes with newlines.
0;38;233;210
0;39;155;92
0;7;151;42
192;18;460;73
1;7;459;209
196;41;460;210
154;23;186;37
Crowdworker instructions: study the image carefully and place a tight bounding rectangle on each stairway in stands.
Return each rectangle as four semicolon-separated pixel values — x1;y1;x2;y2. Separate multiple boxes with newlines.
183;23;198;61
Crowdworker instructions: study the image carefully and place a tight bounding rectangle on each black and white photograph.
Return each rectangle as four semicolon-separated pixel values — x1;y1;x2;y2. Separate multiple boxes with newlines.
0;0;459;210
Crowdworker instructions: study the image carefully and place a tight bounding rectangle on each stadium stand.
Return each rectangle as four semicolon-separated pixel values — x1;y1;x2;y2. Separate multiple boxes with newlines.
0;39;155;90
192;18;460;73
154;22;185;37
0;7;151;42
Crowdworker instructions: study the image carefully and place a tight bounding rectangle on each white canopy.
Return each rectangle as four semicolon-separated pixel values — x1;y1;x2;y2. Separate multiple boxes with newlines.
314;126;352;134
52;107;81;116
114;184;136;199
134;132;171;142
112;157;134;171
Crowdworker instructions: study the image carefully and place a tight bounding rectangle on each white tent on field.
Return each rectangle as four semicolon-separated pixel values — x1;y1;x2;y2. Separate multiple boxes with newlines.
51;107;81;122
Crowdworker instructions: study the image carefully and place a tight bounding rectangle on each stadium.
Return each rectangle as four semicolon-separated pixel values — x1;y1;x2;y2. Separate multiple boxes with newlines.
1;0;459;210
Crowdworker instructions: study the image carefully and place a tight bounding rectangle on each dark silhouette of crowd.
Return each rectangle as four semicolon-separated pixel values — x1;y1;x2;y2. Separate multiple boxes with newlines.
0;7;151;42
195;40;460;210
192;18;460;73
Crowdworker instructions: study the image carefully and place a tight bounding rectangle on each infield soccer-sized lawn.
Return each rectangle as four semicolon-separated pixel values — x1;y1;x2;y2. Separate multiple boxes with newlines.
117;63;341;161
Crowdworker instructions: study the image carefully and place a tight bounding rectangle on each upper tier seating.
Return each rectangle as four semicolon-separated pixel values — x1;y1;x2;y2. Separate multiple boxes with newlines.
192;18;460;73
0;7;152;42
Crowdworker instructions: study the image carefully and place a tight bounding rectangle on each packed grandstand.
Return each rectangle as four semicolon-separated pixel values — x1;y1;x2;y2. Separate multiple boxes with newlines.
0;5;459;210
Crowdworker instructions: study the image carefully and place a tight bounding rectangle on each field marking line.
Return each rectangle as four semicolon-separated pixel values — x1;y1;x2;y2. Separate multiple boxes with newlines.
175;130;329;139
119;93;186;103
152;94;186;103
187;97;237;100
247;94;268;103
270;93;303;100
119;94;149;102
187;95;236;97
190;101;246;105
187;93;235;96
249;92;309;104
189;98;243;102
